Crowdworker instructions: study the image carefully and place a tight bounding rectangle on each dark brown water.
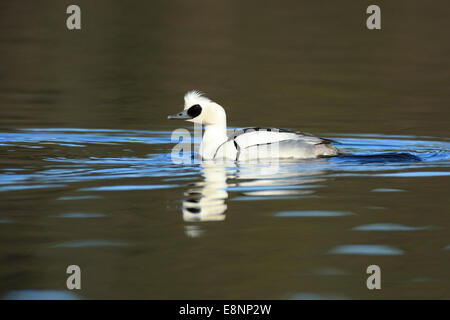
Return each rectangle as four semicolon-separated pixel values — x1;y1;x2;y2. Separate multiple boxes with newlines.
0;1;449;299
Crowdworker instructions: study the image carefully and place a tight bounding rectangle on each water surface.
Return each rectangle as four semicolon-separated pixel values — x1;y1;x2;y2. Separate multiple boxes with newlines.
1;128;449;299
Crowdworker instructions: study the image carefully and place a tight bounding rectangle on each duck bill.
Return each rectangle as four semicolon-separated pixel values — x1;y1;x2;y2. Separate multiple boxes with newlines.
168;109;191;120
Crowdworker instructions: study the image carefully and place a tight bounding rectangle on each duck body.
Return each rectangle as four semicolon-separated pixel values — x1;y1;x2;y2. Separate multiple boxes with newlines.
213;127;340;161
168;91;341;161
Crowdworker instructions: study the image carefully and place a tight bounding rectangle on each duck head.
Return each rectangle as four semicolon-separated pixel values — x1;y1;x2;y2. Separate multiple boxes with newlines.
168;91;226;126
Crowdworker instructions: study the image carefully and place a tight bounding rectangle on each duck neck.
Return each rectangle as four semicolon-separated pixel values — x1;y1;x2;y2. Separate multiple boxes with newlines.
200;123;228;160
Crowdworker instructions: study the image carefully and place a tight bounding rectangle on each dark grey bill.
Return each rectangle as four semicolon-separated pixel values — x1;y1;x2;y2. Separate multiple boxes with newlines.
167;109;191;120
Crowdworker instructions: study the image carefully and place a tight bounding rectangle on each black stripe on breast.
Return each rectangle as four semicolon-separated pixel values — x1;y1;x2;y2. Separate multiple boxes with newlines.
213;140;228;159
233;140;241;161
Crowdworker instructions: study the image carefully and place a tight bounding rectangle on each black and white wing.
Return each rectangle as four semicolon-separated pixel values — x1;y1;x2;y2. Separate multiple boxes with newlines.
214;127;339;160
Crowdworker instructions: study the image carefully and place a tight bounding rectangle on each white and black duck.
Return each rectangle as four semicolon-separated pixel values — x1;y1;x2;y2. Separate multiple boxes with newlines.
168;91;341;160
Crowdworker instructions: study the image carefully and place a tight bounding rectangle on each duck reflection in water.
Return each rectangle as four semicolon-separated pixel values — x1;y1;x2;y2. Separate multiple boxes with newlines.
181;159;327;237
183;161;228;223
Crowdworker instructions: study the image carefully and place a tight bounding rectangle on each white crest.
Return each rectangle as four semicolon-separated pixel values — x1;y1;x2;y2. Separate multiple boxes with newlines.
184;90;212;108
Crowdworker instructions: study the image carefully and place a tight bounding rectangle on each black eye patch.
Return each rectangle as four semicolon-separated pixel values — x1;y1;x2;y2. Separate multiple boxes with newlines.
187;104;202;118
